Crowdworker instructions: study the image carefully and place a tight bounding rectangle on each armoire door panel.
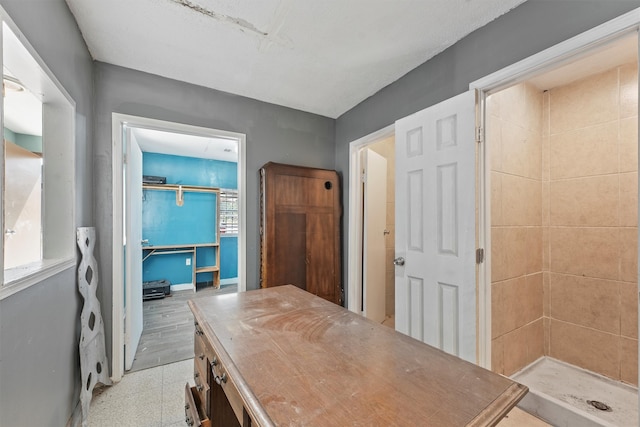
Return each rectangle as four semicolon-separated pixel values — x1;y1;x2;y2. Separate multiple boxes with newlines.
260;162;342;305
274;175;335;207
273;212;307;289
307;212;335;301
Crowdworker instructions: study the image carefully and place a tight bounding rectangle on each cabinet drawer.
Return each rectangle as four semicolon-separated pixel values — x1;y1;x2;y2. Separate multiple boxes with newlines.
193;363;210;410
194;324;213;371
210;356;244;422
184;383;211;427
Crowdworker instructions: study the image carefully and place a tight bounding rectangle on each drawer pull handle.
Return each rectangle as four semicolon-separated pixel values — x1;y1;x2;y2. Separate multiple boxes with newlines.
197;384;204;392
194;372;199;378
211;356;218;367
185;404;190;410
199;353;205;361
214;372;227;385
185;416;194;426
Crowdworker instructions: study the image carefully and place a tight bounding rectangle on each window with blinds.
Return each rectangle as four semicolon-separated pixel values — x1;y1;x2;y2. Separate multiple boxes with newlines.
219;189;239;236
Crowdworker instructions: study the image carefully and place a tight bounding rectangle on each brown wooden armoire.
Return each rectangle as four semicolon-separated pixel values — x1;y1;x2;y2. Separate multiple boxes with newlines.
259;162;342;305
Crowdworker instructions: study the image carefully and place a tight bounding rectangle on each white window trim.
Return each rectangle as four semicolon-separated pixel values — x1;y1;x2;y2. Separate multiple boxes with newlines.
219;188;239;237
0;7;76;300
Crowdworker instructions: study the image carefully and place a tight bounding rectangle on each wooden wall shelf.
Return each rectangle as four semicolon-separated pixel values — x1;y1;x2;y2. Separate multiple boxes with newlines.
142;184;221;288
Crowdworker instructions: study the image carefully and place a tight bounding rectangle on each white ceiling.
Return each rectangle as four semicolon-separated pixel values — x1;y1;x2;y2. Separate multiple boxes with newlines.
131;126;238;162
65;0;527;119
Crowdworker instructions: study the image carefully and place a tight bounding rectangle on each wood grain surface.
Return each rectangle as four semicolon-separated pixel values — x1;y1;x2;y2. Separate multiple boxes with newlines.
189;285;527;426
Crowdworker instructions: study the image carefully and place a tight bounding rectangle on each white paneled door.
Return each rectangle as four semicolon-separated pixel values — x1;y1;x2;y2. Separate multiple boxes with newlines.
395;90;476;363
125;128;144;370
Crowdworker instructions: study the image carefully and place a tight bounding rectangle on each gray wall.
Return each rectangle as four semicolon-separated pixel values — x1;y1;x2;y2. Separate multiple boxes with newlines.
92;62;335;369
0;0;94;426
335;0;639;304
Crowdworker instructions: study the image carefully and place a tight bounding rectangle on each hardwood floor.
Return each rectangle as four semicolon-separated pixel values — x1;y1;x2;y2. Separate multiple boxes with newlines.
130;284;237;372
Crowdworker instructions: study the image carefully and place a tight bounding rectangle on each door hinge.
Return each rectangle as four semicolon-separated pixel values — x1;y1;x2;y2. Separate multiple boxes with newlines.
476;126;483;143
361;170;366;183
476;248;485;264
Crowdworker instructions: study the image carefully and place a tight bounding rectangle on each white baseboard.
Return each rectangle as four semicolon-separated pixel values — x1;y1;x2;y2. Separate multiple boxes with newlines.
220;278;238;286
170;282;194;292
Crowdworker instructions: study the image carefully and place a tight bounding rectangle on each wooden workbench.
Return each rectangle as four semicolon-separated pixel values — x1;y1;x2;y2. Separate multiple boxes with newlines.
186;285;527;426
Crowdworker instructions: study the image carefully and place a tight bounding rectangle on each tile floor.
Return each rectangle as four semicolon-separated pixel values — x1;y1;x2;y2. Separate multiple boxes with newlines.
497;407;551;427
88;359;193;426
132;284;237;372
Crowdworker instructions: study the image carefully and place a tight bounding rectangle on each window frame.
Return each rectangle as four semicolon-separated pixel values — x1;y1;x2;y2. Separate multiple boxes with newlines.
0;9;76;299
219;188;239;237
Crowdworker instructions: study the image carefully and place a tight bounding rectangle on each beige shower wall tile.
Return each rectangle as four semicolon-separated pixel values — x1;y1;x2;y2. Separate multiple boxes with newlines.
486;92;501;122
549;227;619;280
543;272;550;318
620;116;638;173
548;273;620;334
542;91;550;138
542;226;550;271
524;82;543;132
542;136;550;181
492;227;527;282
550;320;620;380
621;337;638;386
498;83;528;128
620;227;638;283
542;181;550;227
491;172;503;226
487;114;502;172
501;123;541;180
501;121;529;178
543;317;550;356
549;122;618;180
549;68;618;134
526;129;542;180
524;273;544;323
549;175;619;227
491;280;505;339
620;172;637;227
502;326;529;376
503;319;544;376
526;228;543;274
493;277;525;337
620;281;638;339
493;274;543;339
502;174;541;226
620;63;638;120
491;336;504;375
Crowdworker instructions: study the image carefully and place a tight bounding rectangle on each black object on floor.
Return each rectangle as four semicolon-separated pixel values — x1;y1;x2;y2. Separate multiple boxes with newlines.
143;279;171;300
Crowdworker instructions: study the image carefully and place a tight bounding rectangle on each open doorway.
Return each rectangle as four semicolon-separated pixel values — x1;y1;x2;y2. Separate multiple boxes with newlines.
347;126;396;327
476;24;639;427
130;126;241;371
111;114;247;381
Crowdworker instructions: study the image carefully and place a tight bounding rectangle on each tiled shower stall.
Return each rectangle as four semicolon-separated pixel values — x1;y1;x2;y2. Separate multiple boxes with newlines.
489;62;638;425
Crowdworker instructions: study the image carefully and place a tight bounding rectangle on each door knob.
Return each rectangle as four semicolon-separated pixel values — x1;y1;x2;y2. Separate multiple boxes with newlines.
393;257;405;266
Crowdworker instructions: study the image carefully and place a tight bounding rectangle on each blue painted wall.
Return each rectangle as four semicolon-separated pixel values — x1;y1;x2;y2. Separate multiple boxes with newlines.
142;152;238;284
220;236;238;280
143;152;236;188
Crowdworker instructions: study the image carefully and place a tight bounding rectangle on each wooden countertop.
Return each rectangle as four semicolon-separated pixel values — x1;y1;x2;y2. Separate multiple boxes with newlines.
188;285;527;426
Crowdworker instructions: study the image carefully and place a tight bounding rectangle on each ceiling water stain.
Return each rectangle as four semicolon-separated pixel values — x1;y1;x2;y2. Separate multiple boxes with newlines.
170;0;268;36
